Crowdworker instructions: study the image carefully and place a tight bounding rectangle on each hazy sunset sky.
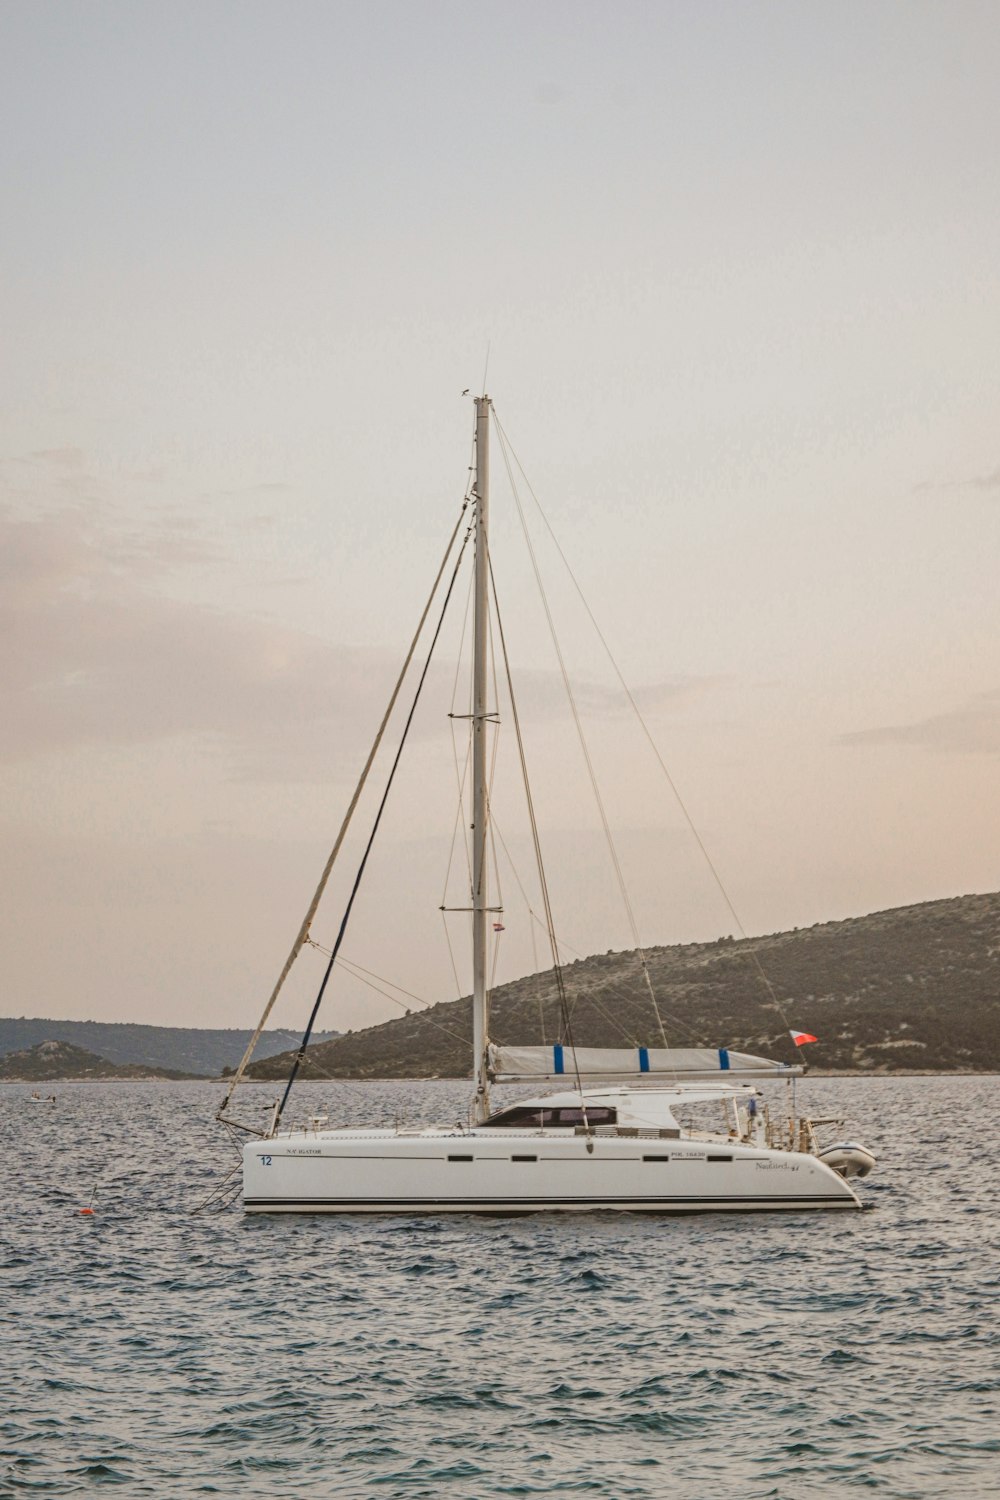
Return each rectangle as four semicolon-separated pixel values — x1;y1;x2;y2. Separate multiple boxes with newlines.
2;1;998;1037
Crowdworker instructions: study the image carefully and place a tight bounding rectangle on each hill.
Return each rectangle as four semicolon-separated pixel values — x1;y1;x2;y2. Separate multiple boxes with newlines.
0;1040;199;1082
246;892;1000;1081
0;1020;338;1077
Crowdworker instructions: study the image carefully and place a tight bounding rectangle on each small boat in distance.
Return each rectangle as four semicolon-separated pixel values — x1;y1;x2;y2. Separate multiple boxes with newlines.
218;396;876;1214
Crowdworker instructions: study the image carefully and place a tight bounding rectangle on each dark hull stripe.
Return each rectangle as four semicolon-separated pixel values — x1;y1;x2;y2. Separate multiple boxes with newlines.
244;1193;858;1214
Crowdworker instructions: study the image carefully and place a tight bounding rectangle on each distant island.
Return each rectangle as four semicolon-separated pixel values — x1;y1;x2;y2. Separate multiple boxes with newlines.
3;894;996;1083
0;1019;338;1079
0;1040;200;1082
245;892;1000;1081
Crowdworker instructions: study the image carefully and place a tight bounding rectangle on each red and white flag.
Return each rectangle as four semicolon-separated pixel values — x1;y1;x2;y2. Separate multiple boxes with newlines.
789;1030;818;1046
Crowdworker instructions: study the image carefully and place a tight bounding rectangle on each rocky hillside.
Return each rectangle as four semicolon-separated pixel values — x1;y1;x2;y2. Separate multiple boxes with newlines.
246;892;1000;1080
0;1040;201;1082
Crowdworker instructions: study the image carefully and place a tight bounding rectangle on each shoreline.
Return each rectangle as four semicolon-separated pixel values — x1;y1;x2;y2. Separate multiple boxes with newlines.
3;1068;999;1085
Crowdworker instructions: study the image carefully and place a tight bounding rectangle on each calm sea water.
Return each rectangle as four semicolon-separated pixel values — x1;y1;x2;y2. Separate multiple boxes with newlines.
2;1075;998;1498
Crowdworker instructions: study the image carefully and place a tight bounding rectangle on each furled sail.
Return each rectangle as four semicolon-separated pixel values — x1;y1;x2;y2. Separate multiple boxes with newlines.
488;1043;801;1082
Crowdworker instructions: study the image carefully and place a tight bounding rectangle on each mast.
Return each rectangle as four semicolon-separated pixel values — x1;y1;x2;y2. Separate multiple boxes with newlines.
472;395;491;1123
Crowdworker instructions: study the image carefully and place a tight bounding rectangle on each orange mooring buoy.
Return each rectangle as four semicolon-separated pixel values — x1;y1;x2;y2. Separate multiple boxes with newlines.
79;1207;95;1215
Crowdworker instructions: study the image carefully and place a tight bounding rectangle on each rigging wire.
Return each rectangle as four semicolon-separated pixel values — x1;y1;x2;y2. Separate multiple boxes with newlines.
485;839;704;1044
446;563;477;892
217;493;474;1126
440;538;506;1008
336;953;432;1012
300;941;472;1047
257;1023;388;1090
273;516;475;1130
440;574;476;1000
489;813;646;1047
484;818;705;1044
440;878;466;1003
191;1159;243;1214
243;1032;373;1097
440;556;477;1001
487;552;586;1103
493;415;797;1050
494;421;670;1050
485;601;504;921
487;816;547;1040
484;600;505;999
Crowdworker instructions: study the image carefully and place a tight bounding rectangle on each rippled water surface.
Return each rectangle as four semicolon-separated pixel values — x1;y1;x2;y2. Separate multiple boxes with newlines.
2;1076;998;1497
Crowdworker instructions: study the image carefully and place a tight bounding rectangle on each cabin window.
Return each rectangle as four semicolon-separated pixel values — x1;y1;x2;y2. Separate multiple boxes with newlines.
511;1154;537;1162
707;1154;733;1163
552;1106;616;1127
447;1154;474;1162
486;1104;617;1129
486;1106;547;1128
643;1154;671;1162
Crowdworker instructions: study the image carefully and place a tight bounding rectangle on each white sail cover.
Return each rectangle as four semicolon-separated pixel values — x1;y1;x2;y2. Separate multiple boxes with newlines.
488;1043;800;1082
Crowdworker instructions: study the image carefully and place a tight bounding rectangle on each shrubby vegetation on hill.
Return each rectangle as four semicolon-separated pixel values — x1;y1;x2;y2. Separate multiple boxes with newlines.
0;1040;197;1082
246;893;1000;1081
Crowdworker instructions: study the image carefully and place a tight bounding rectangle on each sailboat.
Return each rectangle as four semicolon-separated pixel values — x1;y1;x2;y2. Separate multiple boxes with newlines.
218;396;876;1214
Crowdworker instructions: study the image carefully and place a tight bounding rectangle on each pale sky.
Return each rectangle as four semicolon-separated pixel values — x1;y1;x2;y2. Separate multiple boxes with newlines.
2;0;998;1037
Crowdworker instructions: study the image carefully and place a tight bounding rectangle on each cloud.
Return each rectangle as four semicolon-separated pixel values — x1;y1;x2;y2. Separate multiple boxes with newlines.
457;665;717;730
839;691;1000;755
914;466;1000;494
962;468;1000;492
631;677;725;715
0;504;412;776
199;481;292;501
1;504;724;780
29;447;89;470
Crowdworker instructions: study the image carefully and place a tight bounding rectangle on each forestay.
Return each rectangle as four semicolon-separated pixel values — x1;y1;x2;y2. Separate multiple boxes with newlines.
488;1043;801;1082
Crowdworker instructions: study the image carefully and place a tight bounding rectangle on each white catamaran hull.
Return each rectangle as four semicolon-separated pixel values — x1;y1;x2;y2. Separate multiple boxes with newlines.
243;1131;862;1214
